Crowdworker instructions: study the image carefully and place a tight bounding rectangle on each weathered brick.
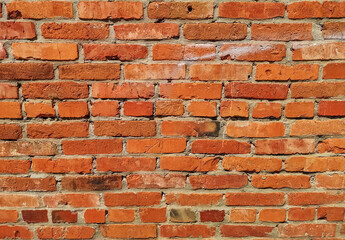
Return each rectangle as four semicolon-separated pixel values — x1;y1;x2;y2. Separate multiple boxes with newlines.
184;23;247;40
160;83;222;99
191;139;251;154
0;124;22;140
101;225;156;239
0;141;56;157
156;101;184;116
97;157;156;172
27;122;89;139
0;22;36;39
220;101;249;118
322;22;345;39
223;156;282;172
93;82;154;99
125;64;185;80
226;121;285;138
104;192;161;206
32;157;93;173
108;209;135;222
0;63;53;80
278;224;336;237
63;139;122;155
0;226;32;239
291;82;345;98
0;195;39;207
285;102;314;118
190;64;252;81
160;225;215;238
226;193;285;206
58;102;89;118
24;102;55;118
255;139;315;155
256;64;319;81
318;138;345;154
62;175;122;191
161;121;218;137
288;1;345;19
141;208;167;223
221;225;274;237
60;64;120;80
288;192;345;205
84;44;147;61
43;194;100;208
251;175;311;189
91;101;119;117
127;138;186;153
0;177;56;191
84;209;105;224
0;210;17;223
114;23;178;40
0;83;18;99
94;120;156;137
230;209;256;222
187;101;216;117
288;207;315;221
252;102;282;118
259;209;286;222
189;175;248;189
52;210;77;223
292;42;345;60
160;156;218;172
127;174;185;189
0;160;31;174
166;193;222;206
290;119;345;136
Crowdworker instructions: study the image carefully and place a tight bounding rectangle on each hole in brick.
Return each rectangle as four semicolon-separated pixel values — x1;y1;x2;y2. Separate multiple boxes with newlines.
187;6;193;13
8;10;22;19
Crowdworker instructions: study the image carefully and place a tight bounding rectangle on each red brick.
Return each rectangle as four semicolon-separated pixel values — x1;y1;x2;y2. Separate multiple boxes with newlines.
290;119;345;136
0;63;53;80
153;44;183;60
225;82;288;100
166;193;222;206
63;139;122;155
84;209;106;223
256;64;319;81
278;224;336;237
127;174;185;189
219;2;285;19
0;176;56;191
32;157;92;173
0;43;6;59
293;42;345;60
156;101;184;116
285;156;345;172
58;102;89;118
42;22;109;39
255;139;315;155
226;121;285;138
223;156;282;172
318;138;345;154
6;1;72;19
190;64;251;81
184;23;247;40
0;83;18;99
291;82;345;98
319;100;345;116
200;210;225;222
160;83;222;99
148;2;213;19
230;209;256;222
0;102;21;119
0;141;56;157
288;207;315;221
114;23;178;40
97;157;156;172
288;1;345;19
226;192;285;206
288;192;345;205
91;101;119;117
22;210;48;223
13;43;77;60
52;210;77;223
0;160;30;174
253;102;281;118
84;44;147;61
252;23;313;41
259;209;286;222
43;194;100;208
315;174;345;189
23;81;88;100
25;102;55;118
65;226;95;239
184;44;216;61
60;63;120;80
324;63;345;79
0;226;33;239
78;1;143;20
0;22;35;39
139;208;166;223
127;138;186;154
95;120;155;137
285;102;314;118
124;102;153;116
162;121;218;137
27;122;88;139
101;224;156;239
36;226;63;239
104;192;161;206
0;210;17;223
125;64;185;80
0;194;39;207
322;22;345;39
160;156;218;172
62;175;122;191
317;207;345;221
92;82;154;99
192;139;251;154
188;101;216;117
189;174;248;189
221;225;274;237
160;225;215;238
108;209;135;222
252;175;311;189
0;124;21;140
220;101;249;118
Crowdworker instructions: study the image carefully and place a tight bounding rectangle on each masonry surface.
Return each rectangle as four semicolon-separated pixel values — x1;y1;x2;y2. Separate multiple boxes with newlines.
0;0;345;239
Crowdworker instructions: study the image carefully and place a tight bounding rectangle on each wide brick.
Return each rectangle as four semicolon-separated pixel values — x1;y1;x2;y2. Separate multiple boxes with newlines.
65;226;95;239
251;175;311;189
78;1;143;20
285;156;345;172
0;83;18;99
200;210;225;222
58;102;89;118
184;23;247;40
0;141;56;157
160;225;215;238
221;225;274;237
0;22;35;39
225;82;289;100
156;100;184;116
43;193;100;208
127;174;185;189
148;2;213;19
0;176;56;191
63;139;122;155
101;225;156;238
97;157;156;172
290;119;345;136
219;2;285;19
27;122;88;139
13;43;78;60
166;193;222;206
0;195;39;207
293;42;345;60
32;157;92;173
278;224;336;237
0;63;53;80
0;124;22;140
160;83;222;99
24;102;55;118
259;209;286;222
288;1;345;19
23;82;88;99
318;138;345;153
226;121;285;138
160;156;218;172
62;175;122;191
42;22;109;39
220;101;249;118
223;156;282;172
188;101;216;117
162;121;218;137
84;44;147;61
220;43;286;61
91;101;119;117
184;44;216;60
6;1;72;19
125;64;185;80
315;174;345;189
140;208;166;223
289;207;315;221
255;139;315;155
94;120;155;137
256;64;319;81
93;82;154;99
291;82;345;98
104;192;161;206
0;226;32;239
191;139;251;154
253;102;282;118
60;63;120;80
0;160;30;174
226;192;285;206
84;209;105;224
322;22;345;39
114;23;178;40
230;209;256;222
108;209;135;222
288;192;345;205
285;102;314;118
0;210;17;223
0;102;21;119
252;23;313;41
317;207;345;221
189;174;248;189
52;210;77;223
127;138;186;153
190;64;252;81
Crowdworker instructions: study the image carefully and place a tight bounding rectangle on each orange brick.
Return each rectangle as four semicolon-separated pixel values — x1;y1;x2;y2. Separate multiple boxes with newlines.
108;209;135;222
230;209;256;222
253;102;281;118
58;102;89;118
220;101;249;118
187;101;216;117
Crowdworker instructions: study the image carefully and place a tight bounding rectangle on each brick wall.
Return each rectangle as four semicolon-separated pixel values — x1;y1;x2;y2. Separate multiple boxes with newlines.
0;0;345;239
